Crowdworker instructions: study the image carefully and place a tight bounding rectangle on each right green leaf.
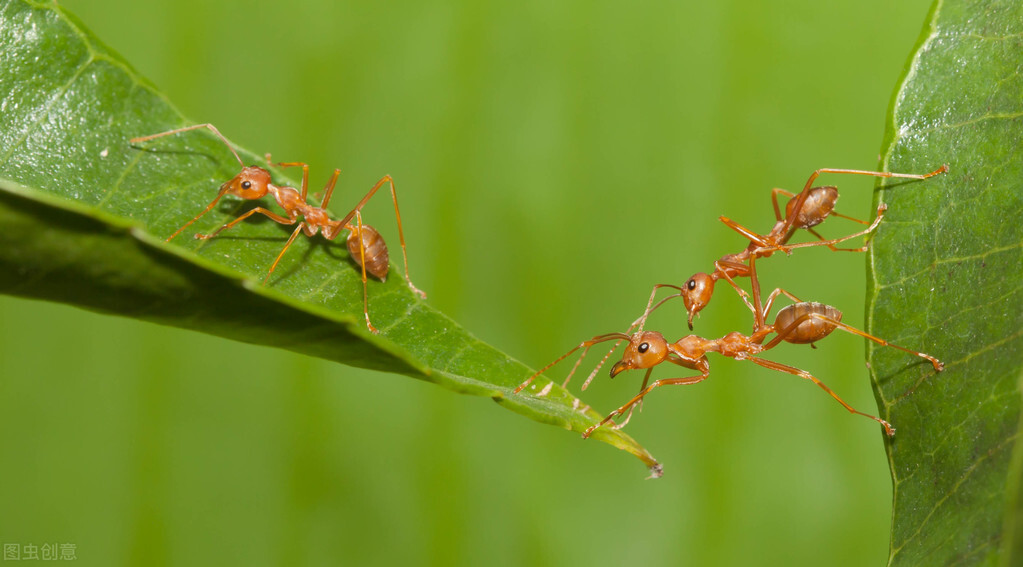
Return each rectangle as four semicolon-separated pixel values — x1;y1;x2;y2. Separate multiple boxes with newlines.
869;0;1023;565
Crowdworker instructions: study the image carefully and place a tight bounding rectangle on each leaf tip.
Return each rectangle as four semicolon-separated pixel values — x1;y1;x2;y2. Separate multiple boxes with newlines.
647;463;664;480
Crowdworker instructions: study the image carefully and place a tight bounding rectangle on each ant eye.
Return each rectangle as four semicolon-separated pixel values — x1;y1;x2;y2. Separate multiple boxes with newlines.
638;342;649;353
241;181;252;190
686;279;697;290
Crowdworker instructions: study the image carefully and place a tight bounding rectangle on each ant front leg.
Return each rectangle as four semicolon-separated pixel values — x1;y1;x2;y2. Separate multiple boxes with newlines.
264;223;307;285
268;157;312;201
583;371;708;438
130;123;244;168
513;333;631;394
799;165;948;195
609;368;654;430
195;207;297;240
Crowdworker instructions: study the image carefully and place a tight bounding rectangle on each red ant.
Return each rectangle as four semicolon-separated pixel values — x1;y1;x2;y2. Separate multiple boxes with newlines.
131;123;426;333
515;254;944;438
641;165;949;331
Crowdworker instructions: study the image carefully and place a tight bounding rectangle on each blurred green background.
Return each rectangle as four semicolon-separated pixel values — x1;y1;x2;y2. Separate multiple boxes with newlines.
1;0;936;565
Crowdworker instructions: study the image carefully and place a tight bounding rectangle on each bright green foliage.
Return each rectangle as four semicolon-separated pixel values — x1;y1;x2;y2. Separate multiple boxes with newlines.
869;0;1023;564
0;1;658;472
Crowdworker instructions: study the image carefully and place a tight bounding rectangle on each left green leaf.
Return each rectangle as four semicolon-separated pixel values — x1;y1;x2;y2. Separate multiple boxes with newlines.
0;0;660;474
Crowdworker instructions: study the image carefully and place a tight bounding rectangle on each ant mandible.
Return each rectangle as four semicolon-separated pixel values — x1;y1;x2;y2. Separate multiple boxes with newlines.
515;254;944;438
131;123;426;334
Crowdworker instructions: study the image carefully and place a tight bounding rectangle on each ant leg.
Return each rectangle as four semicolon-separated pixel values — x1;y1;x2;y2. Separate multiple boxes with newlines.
195;207;296;240
167;189;229;242
770;188;796;221
336;176;426;299
804;227;867;252
834;319;945;371
583;371;708;438
317;169;342;208
719;216;776;249
131;123;244;168
610;368;655;430
766;311;944;371
352;211;378;334
744;355;896;436
271;161;312;201
826;210;870;226
609;406;636;430
317;169;343;209
513;333;631;394
800;165;948;194
746;254;767;330
759;287;804;322
264;223;306;285
743;252;805;329
713;258;756;314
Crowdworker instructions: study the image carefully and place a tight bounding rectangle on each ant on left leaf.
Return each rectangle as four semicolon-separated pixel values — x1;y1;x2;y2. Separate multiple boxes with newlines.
132;123;426;333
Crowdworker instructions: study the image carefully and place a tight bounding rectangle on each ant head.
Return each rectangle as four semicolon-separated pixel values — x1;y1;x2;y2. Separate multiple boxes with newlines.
221;166;272;200
681;272;715;329
610;331;669;378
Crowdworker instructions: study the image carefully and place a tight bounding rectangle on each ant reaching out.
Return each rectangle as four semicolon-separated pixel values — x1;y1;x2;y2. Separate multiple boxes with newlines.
516;254;944;438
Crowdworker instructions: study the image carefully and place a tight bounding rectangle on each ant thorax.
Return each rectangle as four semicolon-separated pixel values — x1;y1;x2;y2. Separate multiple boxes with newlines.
673;335;716;359
267;184;305;213
713;331;760;358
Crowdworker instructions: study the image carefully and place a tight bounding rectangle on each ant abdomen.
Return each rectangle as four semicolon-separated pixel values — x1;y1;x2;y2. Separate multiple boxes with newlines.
347;225;390;280
786;185;838;229
775;302;842;344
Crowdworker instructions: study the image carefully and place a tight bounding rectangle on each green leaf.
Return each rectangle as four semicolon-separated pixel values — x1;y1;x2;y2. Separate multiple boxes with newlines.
868;0;1023;564
0;0;660;474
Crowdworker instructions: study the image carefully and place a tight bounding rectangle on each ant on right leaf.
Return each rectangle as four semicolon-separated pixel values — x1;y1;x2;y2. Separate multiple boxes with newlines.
515;168;947;437
641;165;949;331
